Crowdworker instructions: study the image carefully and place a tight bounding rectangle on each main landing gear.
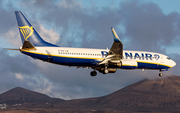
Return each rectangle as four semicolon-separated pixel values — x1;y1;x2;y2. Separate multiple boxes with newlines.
90;65;109;77
90;70;97;77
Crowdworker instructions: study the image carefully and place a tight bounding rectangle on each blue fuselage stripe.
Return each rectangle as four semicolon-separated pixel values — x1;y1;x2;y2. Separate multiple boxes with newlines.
22;51;100;66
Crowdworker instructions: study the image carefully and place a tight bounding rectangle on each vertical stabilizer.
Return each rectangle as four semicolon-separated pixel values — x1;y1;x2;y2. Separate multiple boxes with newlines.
15;11;58;47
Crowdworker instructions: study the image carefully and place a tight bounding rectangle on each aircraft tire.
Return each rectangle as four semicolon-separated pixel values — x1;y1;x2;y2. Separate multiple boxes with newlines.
90;71;97;76
159;73;163;77
104;69;109;74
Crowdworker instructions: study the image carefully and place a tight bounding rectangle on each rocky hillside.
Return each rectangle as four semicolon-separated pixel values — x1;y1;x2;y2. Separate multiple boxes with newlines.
54;75;180;112
0;87;64;104
93;75;180;108
2;75;180;112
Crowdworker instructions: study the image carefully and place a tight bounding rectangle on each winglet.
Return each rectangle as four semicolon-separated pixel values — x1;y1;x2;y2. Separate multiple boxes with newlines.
111;27;121;43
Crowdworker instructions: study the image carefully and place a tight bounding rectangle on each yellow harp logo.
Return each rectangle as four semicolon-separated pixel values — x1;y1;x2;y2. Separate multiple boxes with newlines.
19;26;34;40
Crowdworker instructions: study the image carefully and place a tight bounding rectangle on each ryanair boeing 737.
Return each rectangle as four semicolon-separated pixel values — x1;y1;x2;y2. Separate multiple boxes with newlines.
5;11;176;77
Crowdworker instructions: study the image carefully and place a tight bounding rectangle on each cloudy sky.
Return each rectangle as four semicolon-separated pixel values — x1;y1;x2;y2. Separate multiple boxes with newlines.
0;0;180;100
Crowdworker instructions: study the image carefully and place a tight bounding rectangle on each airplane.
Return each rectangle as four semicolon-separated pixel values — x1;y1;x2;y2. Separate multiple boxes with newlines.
5;11;176;77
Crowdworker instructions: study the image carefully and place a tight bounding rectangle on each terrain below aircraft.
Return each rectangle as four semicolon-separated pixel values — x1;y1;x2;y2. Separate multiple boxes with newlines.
6;11;176;77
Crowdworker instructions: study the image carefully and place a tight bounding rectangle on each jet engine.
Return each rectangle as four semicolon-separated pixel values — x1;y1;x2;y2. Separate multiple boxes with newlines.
121;60;138;69
97;68;117;74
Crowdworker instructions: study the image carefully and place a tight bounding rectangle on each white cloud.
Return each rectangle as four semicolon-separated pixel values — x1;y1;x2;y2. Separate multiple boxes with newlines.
1;23;60;47
15;73;24;81
26;74;68;99
35;23;60;44
58;0;82;8
1;27;22;47
31;77;53;94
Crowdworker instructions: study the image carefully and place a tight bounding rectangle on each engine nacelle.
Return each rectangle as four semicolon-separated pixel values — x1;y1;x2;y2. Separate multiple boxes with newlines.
121;60;138;69
109;60;122;67
107;68;117;73
98;68;117;74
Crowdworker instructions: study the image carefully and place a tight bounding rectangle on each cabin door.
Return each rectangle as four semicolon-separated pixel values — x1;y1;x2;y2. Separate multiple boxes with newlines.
46;50;53;62
160;56;164;63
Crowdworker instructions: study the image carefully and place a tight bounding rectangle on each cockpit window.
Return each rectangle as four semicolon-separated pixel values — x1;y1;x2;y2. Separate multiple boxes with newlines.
167;57;171;60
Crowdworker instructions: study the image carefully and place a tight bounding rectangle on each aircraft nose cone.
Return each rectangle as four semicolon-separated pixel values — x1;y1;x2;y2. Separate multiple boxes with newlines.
171;61;176;67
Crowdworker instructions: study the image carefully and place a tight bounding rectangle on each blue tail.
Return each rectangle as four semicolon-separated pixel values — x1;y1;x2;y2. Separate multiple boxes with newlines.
15;11;58;47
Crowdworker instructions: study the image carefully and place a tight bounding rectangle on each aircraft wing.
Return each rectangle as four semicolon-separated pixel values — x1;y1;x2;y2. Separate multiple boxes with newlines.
99;27;123;65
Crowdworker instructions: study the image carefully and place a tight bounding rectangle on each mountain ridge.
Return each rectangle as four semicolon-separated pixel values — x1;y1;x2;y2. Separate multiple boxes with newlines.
54;75;180;109
0;87;64;104
1;75;180;112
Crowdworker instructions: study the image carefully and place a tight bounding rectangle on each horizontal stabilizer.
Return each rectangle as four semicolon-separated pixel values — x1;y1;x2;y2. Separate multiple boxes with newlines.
22;40;36;50
3;48;20;50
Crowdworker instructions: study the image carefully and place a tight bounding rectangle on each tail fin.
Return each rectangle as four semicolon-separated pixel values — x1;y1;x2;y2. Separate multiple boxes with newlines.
15;11;58;47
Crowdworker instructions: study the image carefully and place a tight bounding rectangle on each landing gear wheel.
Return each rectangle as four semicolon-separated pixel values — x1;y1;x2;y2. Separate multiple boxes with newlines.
159;73;163;77
104;69;109;74
103;65;109;74
90;71;97;77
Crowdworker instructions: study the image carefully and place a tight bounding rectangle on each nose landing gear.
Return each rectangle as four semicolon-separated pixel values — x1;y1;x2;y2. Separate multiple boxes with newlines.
159;69;163;77
159;73;163;77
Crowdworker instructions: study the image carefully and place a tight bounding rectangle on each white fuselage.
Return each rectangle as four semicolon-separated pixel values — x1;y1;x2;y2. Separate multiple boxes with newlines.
21;47;176;69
